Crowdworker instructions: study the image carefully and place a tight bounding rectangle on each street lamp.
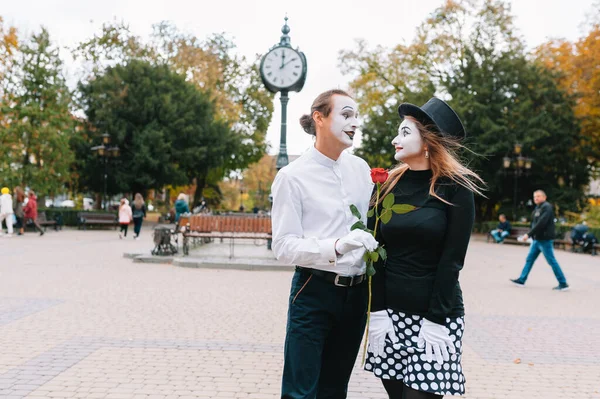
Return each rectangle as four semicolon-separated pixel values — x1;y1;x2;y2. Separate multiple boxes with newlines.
503;143;533;221
91;133;119;210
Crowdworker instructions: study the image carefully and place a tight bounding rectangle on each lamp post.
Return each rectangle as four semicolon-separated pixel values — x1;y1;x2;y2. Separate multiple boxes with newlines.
503;143;533;221
91;133;119;210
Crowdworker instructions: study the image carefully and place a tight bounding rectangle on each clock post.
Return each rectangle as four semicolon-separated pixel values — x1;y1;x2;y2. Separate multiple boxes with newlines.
260;16;307;171
277;90;289;170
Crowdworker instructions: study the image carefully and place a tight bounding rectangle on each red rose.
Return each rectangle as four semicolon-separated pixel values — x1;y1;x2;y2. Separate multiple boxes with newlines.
370;168;388;184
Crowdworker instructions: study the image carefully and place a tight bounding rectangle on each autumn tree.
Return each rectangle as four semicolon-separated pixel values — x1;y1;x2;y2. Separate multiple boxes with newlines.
340;0;590;218
71;21;273;206
0;28;76;196
535;21;600;167
0;16;18;85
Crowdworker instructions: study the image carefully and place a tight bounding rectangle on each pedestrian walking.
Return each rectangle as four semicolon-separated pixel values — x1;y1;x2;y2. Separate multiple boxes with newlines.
364;97;485;398
271;89;378;399
13;186;25;235
118;198;132;239
0;187;15;237
174;193;189;223
510;190;569;290
131;193;146;239
23;190;44;236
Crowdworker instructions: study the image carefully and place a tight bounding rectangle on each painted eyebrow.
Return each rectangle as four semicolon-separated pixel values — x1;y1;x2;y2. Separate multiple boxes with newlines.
401;126;411;133
341;106;354;111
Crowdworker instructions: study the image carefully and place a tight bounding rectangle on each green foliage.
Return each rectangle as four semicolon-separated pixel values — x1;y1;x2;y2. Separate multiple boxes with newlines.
74;60;232;196
0;28;76;195
382;193;395;209
341;0;591;219
72;21;274;206
40;208;116;227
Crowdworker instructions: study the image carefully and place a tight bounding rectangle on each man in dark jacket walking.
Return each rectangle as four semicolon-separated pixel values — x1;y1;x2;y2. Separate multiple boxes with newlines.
511;190;569;290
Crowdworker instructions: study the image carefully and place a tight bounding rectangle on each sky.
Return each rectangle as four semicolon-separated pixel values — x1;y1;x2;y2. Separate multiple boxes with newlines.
2;0;596;156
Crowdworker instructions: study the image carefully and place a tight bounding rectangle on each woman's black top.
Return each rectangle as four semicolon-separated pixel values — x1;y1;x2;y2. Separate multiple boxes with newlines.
369;169;475;325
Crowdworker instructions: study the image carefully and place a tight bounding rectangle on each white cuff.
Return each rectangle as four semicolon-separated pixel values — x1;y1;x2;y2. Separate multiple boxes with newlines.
318;238;338;264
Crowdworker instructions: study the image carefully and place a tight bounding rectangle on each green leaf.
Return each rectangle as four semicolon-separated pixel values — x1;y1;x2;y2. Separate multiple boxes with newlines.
366;262;376;277
367;208;374;218
363;252;371;262
351;221;366;231
392;204;416;214
382;193;395;209
377;246;387;261
369;251;379;262
365;228;374;235
349;204;362;220
380;210;392;224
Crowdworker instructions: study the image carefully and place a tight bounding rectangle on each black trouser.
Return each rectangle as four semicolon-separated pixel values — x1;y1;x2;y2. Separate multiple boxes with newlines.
27;218;43;233
133;217;143;237
120;223;128;236
281;268;368;399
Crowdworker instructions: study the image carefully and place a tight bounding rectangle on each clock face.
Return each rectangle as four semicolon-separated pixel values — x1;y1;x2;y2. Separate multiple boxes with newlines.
261;47;304;89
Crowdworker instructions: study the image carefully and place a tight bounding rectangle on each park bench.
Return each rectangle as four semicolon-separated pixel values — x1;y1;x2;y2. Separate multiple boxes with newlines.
554;231;599;255
26;211;59;232
77;212;118;230
487;226;530;245
182;214;272;258
37;211;59;231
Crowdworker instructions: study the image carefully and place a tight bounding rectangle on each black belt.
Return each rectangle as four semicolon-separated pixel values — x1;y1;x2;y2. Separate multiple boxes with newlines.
295;266;366;287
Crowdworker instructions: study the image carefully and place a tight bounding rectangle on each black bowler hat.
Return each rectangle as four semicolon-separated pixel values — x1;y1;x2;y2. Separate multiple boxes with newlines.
398;97;466;139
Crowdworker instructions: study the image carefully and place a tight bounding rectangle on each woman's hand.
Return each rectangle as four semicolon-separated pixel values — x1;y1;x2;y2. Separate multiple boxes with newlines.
367;310;398;357
417;319;456;364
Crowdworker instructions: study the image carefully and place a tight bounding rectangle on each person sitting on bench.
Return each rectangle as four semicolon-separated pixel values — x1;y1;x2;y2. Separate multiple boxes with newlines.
490;214;512;243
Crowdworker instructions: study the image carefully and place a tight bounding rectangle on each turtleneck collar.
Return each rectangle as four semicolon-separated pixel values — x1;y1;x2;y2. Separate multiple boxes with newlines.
403;168;433;180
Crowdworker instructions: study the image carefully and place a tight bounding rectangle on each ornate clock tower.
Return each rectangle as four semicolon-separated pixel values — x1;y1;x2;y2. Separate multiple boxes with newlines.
260;17;307;170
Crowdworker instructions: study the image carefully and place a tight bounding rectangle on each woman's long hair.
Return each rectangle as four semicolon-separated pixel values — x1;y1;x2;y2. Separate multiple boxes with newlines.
374;116;486;206
14;186;25;202
134;193;144;209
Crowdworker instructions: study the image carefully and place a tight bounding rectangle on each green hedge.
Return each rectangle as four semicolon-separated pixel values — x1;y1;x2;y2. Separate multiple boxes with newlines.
474;220;600;239
39;208;117;227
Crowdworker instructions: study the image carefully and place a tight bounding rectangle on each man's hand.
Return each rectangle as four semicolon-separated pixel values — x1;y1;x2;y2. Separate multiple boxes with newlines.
335;230;378;255
522;234;529;241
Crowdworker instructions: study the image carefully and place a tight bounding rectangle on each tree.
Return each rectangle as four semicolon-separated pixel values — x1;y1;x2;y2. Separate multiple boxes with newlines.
0;28;76;196
72;21;274;206
535;24;600;167
0;16;18;84
242;154;278;210
75;60;234;197
340;0;590;218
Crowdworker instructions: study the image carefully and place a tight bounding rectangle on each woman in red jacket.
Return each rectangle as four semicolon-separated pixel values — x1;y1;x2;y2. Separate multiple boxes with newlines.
23;191;44;236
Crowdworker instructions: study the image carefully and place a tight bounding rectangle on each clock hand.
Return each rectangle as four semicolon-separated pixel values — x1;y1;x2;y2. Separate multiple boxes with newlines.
281;57;298;68
280;51;286;69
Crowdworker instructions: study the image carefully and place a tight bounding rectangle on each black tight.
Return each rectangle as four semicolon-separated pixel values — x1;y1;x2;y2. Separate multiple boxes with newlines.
382;380;443;399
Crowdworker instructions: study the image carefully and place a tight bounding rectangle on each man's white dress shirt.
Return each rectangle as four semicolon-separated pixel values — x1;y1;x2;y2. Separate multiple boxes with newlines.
271;146;373;277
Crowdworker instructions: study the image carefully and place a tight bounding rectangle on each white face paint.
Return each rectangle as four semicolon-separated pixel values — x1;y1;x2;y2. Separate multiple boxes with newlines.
391;119;424;162
328;95;359;148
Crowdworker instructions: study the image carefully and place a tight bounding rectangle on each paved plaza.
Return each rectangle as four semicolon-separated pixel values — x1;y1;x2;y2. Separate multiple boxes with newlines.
1;225;600;399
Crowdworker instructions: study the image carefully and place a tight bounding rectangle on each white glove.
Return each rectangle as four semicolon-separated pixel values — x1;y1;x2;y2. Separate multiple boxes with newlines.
335;229;378;255
417;319;456;365
368;310;399;357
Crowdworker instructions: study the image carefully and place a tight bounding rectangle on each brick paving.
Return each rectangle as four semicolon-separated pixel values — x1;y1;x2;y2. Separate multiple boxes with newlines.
1;227;599;398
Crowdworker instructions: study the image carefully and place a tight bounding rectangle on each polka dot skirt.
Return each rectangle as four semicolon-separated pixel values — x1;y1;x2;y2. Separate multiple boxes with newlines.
365;309;466;396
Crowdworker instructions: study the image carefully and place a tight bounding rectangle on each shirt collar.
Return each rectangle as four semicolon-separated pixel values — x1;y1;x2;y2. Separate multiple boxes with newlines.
308;145;345;168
